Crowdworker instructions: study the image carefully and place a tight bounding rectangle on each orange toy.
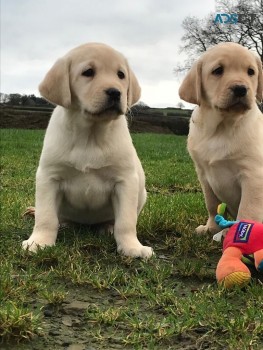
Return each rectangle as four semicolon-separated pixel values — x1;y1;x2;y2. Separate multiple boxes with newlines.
214;204;263;288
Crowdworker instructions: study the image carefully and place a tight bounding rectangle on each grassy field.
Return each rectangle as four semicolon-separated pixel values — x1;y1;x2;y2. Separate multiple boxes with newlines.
0;129;262;350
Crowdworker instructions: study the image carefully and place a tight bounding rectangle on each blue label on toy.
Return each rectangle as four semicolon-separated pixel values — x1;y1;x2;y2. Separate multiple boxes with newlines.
234;222;253;243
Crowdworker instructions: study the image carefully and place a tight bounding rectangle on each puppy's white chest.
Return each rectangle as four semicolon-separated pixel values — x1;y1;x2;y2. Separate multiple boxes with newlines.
59;142;116;208
68;144;112;173
189;130;241;210
191;132;231;164
61;166;114;210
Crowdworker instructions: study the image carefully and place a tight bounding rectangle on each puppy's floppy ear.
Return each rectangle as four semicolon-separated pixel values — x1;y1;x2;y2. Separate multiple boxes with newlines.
256;56;263;102
179;59;202;105
127;67;141;107
39;58;71;108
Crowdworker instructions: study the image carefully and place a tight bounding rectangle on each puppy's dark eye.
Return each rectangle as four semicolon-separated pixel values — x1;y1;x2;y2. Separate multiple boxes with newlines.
117;71;125;79
248;68;255;76
212;66;224;76
82;68;95;77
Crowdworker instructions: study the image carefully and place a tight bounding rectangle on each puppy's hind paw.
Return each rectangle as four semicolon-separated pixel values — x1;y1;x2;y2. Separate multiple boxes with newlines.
98;223;114;235
23;207;35;218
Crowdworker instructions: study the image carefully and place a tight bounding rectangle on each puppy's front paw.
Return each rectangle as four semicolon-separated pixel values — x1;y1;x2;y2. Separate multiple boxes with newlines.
196;224;219;235
117;242;153;259
196;224;209;234
22;236;55;252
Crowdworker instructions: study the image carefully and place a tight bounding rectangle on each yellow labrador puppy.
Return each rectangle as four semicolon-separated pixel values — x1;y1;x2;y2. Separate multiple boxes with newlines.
179;42;263;234
23;43;153;258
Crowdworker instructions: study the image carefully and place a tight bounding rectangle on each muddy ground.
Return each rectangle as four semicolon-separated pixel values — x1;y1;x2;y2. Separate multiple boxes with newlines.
2;281;208;350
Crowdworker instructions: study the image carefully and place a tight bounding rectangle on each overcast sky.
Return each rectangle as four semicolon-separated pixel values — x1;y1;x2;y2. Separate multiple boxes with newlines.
1;0;216;108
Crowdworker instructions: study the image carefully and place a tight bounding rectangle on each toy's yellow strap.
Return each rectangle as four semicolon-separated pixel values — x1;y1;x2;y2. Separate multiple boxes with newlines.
217;203;227;215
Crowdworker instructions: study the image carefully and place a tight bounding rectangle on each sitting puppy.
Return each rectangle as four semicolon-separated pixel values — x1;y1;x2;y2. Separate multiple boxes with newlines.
23;43;153;258
179;42;263;234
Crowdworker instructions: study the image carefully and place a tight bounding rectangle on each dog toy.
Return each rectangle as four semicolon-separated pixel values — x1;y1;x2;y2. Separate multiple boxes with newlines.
214;203;263;288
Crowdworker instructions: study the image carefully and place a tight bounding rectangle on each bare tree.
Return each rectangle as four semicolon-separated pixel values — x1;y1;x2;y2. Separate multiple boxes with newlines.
175;0;263;74
0;93;10;104
176;102;185;109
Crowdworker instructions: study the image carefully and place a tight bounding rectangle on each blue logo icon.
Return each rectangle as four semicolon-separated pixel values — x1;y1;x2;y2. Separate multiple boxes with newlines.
214;13;256;25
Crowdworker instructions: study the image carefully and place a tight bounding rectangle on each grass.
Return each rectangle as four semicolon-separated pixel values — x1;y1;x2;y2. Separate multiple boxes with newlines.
0;129;263;349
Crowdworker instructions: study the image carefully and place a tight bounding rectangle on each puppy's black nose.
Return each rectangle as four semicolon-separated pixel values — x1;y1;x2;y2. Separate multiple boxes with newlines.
105;88;121;101
232;85;247;97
